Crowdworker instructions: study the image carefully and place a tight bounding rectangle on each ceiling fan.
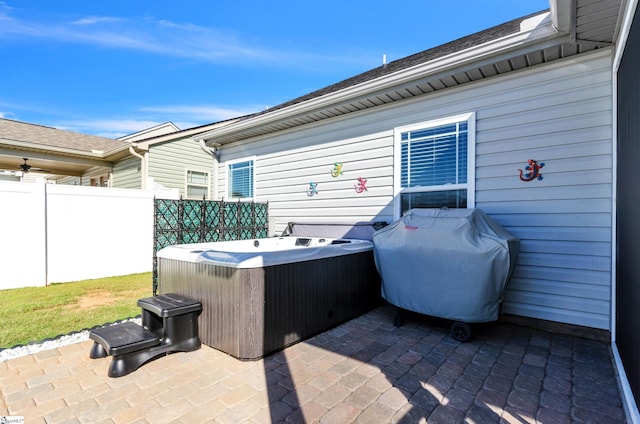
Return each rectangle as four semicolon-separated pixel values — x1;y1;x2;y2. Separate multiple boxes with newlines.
19;158;51;173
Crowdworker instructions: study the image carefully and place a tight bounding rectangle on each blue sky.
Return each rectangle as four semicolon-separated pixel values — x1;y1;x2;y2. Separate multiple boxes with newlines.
0;1;550;138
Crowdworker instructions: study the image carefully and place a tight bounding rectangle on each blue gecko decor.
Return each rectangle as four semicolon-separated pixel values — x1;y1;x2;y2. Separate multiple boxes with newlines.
331;162;343;177
518;159;544;182
306;181;318;196
354;177;368;193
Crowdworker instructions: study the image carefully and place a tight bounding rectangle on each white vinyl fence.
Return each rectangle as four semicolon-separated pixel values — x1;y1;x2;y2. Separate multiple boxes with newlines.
0;180;178;290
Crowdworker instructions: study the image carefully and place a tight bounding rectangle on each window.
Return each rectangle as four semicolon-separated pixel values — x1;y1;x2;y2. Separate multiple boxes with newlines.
227;158;255;200
394;113;475;218
186;170;210;199
90;174;109;187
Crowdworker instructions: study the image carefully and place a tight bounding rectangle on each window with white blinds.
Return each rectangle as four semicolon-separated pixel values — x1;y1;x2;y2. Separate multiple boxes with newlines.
227;158;254;199
394;113;475;217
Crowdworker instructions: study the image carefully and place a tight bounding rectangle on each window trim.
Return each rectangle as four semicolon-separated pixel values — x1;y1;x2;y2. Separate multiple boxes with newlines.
393;112;476;219
185;168;211;200
225;156;256;201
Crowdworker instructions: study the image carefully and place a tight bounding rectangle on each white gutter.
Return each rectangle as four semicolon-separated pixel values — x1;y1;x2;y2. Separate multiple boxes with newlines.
128;144;147;190
549;0;576;36
198;138;218;160
199;12;562;143
198;138;220;199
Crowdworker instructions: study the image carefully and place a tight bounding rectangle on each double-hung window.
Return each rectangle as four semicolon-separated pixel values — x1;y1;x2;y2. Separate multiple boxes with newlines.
186;170;210;199
394;112;475;218
227;157;255;200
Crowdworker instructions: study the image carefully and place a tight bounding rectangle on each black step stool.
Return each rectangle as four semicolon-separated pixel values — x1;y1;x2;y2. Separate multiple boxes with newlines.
89;293;202;377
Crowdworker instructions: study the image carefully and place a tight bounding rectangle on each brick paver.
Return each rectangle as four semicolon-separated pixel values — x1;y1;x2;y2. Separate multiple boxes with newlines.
0;305;628;423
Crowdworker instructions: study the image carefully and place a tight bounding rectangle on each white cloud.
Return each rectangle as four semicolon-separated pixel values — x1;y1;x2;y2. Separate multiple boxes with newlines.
139;104;263;122
56;118;165;136
52;103;261;138
72;16;122;26
0;109;17;120
0;7;367;68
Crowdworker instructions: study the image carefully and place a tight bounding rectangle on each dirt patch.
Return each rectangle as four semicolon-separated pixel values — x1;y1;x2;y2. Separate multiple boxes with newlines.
66;289;117;310
61;289;146;311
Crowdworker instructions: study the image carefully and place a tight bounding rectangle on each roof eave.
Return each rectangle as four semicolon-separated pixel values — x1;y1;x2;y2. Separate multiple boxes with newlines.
0;137;135;165
102;143;141;161
135;117;245;149
199;12;563;145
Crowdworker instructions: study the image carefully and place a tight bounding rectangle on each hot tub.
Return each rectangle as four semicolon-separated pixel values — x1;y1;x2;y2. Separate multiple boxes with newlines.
156;236;381;360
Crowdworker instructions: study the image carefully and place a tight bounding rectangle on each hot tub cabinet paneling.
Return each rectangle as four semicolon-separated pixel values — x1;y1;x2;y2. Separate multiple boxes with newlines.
158;251;380;360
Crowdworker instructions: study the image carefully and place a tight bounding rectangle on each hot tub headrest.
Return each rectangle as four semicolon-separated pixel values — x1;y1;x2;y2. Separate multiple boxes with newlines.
283;221;387;241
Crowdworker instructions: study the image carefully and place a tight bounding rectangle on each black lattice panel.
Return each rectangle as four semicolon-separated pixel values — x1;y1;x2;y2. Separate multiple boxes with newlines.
203;230;221;242
222;202;238;228
153;197;268;294
205;202;221;228
155;233;178;251
182;200;203;230
155;199;180;231
181;231;201;244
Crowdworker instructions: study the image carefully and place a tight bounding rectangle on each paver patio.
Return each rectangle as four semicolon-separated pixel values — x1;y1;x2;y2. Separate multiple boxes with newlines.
0;304;628;423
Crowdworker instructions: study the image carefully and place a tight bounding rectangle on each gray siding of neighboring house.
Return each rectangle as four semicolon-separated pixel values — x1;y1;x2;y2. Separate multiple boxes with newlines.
148;137;214;199
57;166;110;186
83;166;110;186
216;49;613;330
54;175;77;185
112;156;142;189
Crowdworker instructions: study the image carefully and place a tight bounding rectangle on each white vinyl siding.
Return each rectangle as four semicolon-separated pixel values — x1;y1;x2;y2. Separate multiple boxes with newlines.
216;49;613;330
217;131;395;232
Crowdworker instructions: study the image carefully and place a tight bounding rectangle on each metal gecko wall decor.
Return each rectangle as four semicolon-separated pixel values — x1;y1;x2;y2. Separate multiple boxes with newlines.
331;162;343;177
306;181;318;196
354;177;368;193
518;159;544;182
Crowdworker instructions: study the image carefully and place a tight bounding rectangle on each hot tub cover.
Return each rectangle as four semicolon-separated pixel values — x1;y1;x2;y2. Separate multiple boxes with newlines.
373;208;518;323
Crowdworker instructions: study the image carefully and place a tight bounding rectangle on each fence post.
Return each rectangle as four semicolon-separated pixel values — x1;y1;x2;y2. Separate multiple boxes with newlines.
152;196;158;295
178;195;184;244
200;195;206;243
236;199;240;240
219;198;225;241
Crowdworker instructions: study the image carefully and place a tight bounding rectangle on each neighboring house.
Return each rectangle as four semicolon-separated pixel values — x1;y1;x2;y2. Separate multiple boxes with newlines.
109;118;243;198
0;118;131;184
194;0;639;418
55;121;185;187
117;122;181;142
0;118;242;199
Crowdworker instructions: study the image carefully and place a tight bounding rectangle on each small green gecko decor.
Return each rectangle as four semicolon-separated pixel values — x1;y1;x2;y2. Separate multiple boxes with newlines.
331;162;343;177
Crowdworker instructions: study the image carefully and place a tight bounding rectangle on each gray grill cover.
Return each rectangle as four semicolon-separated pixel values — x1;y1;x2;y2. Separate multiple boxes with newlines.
373;208;518;323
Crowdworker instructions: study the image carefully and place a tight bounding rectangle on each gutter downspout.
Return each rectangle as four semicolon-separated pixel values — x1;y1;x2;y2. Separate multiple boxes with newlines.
199;139;219;200
129;144;147;190
550;0;576;40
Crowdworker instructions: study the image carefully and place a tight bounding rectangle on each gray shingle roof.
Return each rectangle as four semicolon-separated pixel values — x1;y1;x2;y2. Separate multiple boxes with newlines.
261;10;546;115
0;118;128;154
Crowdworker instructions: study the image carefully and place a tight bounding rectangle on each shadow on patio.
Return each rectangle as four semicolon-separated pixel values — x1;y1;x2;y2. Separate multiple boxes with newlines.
0;304;627;423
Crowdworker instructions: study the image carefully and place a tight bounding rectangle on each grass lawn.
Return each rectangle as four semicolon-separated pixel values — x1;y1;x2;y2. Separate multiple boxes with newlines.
0;272;152;349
